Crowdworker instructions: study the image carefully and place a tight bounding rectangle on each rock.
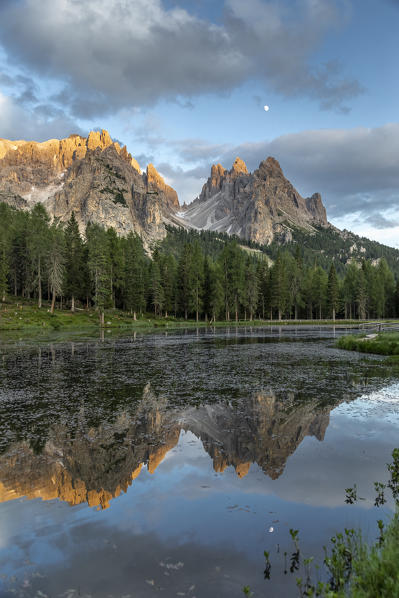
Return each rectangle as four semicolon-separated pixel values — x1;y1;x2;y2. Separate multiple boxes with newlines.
182;156;328;245
0;130;179;250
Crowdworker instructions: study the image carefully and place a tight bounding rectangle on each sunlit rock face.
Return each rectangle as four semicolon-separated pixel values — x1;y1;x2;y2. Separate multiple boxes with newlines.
181;156;328;245
0;130;179;248
0;129;328;249
0;385;331;510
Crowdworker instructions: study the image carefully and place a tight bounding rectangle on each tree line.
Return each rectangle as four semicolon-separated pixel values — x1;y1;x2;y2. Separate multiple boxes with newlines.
0;202;398;323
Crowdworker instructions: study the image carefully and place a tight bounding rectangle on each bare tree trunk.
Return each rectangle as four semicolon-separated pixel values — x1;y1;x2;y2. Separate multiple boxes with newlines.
50;290;56;314
38;257;42;308
100;310;105;327
133;311;137;321
71;295;75;313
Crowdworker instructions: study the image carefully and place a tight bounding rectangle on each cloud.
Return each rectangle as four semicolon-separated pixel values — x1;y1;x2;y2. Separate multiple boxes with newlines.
365;213;399;230
0;0;363;118
0;92;83;141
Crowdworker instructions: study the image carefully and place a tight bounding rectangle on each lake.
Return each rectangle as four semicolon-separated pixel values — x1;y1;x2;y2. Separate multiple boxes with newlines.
0;326;398;597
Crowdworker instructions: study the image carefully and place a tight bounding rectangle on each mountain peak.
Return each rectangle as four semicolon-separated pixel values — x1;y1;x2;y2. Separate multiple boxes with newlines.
183;153;328;244
258;156;283;174
211;163;225;177
86;129;113;150
231;157;248;175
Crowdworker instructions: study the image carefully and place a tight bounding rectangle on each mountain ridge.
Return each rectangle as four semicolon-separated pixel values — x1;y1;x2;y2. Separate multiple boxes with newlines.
0;129;397;268
179;155;327;245
0;129;179;247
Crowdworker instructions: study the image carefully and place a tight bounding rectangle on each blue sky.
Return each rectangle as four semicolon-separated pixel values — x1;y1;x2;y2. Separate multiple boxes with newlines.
0;0;398;245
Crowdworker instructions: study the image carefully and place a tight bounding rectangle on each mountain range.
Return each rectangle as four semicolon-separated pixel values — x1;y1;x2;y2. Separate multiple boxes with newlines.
0;129;397;265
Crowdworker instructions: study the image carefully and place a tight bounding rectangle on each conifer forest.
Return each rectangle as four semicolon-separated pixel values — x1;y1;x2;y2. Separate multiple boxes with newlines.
1;202;398;324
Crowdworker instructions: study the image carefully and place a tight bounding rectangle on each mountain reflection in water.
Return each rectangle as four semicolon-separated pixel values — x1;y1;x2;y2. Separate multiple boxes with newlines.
0;383;331;509
1;329;398;598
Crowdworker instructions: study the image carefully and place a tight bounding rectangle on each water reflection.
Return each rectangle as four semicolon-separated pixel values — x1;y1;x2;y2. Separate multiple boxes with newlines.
0;328;398;597
0;383;333;509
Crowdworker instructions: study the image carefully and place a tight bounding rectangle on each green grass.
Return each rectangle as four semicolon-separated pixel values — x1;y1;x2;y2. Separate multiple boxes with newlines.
1;299;399;335
337;332;399;356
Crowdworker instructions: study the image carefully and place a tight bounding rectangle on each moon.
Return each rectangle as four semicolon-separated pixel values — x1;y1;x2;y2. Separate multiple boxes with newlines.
263;105;270;112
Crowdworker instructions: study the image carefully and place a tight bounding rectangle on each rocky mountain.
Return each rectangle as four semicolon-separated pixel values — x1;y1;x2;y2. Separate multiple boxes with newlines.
0;129;330;248
179;157;328;245
0;130;180;247
2;129;397;263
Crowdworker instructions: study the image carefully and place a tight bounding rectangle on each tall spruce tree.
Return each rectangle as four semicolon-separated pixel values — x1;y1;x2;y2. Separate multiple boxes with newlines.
47;222;65;313
190;241;204;321
270;251;288;320
63;212;85;311
28;204;50;308
0;205;10;302
327;263;339;320
177;243;194;319
243;257;259;320
123;233;146;319
107;228;124;308
150;259;164;316
86;224;112;326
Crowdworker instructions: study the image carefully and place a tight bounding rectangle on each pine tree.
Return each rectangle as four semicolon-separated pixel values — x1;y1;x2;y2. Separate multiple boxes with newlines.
63;212;85;311
150;259;164;316
107;228;124;308
160;254;177;317
256;260;269;319
9;211;30;298
28;204;50;308
190;241;204;321
356;269;367;320
123;233;146;319
86;224;112;326
177;243;194;319
312;266;328;320
270;251;288;320
218;241;244;321
342;263;358;319
291;250;304;319
327;263;339;320
0;205;10;302
47;222;65;313
243;257;259;320
209;261;224;322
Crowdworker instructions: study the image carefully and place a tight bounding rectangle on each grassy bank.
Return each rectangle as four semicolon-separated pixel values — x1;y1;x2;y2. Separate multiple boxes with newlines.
1;299;399;333
337;332;399;356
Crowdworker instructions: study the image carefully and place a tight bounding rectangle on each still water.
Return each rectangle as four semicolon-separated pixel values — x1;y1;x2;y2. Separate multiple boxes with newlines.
0;327;398;597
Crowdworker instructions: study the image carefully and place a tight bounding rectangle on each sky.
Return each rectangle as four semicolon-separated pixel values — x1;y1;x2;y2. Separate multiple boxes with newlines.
0;0;398;245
